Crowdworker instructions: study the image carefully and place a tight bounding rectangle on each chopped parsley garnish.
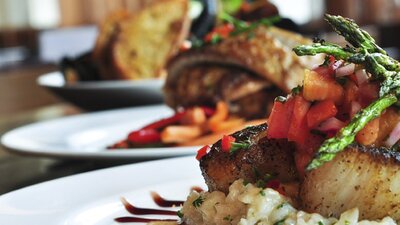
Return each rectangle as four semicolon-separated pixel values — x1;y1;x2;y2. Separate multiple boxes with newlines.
223;215;233;222
276;202;288;209
273;218;286;225
344;220;350;225
192;196;204;208
210;34;223;44
291;85;303;95
177;210;184;218
259;190;266;196
230;139;252;154
318;221;324;225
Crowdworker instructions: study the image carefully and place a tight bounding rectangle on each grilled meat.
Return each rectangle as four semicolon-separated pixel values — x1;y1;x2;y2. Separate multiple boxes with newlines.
165;26;320;119
171;65;283;118
301;144;400;220
200;124;298;193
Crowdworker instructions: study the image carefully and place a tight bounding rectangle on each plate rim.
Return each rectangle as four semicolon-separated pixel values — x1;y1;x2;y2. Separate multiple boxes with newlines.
1;105;200;160
0;156;203;225
37;71;165;90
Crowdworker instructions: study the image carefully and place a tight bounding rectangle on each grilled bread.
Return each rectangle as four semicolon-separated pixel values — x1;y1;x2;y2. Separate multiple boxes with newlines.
111;0;190;79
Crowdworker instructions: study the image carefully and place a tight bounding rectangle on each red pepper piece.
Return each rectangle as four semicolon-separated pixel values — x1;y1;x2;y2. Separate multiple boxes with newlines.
266;179;285;195
201;106;216;117
221;135;236;152
204;23;234;42
127;129;161;145
287;95;311;145
196;145;210;160
267;97;295;139
306;100;338;128
142;111;186;130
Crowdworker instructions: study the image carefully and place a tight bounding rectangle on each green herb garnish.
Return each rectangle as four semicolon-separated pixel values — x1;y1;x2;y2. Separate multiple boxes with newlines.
192;196;204;208
259;190;266;196
223;215;233;222
276;202;288;209
230;139;252;154
274;218;286;225
293;14;400;170
177;210;184;218
291;85;303;95
318;221;324;225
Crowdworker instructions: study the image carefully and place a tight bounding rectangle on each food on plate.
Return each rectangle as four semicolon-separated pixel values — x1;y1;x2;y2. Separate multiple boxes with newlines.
61;0;190;82
110;15;319;149
165;15;321;119
177;14;400;224
109;102;266;149
181;180;395;225
200;124;297;194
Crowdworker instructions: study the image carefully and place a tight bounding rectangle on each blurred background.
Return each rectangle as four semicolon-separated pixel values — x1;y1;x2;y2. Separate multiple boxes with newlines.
0;0;400;115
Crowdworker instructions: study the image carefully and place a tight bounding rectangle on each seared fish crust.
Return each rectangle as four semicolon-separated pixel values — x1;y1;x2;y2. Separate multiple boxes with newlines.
200;124;298;193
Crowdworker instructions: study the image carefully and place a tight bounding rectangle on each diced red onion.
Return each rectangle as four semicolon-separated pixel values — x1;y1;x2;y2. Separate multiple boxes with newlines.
355;69;369;85
330;60;344;72
350;101;362;118
336;63;355;77
316;117;346;133
385;121;400;147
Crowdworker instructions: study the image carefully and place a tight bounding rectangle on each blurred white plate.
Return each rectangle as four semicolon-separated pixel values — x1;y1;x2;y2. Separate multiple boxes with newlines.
0;156;205;225
1;105;199;160
37;71;164;111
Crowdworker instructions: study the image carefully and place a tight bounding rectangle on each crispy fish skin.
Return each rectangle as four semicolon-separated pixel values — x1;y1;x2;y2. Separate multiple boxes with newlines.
200;124;298;193
301;144;400;220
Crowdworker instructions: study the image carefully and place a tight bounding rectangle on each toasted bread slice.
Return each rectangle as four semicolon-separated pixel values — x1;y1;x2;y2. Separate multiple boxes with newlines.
92;10;131;80
111;0;190;79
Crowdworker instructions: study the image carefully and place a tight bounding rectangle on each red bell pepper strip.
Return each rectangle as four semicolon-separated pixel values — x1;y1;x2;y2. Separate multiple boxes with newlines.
306;100;338;128
196;145;210;160
142;111;186;130
221;135;236;152
201;106;216;117
127;129;161;145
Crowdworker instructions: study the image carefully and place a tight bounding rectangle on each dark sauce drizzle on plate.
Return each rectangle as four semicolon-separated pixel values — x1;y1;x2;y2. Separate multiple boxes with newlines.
115;186;204;223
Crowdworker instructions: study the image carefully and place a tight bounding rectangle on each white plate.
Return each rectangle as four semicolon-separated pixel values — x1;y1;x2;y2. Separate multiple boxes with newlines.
0;156;205;225
1;105;199;160
37;72;164;111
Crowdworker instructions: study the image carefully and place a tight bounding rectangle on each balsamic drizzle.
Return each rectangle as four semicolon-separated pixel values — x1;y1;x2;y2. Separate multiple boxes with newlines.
115;187;204;223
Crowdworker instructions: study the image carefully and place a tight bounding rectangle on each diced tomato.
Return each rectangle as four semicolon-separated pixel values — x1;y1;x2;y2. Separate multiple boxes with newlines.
313;66;331;78
377;108;400;144
266;179;285;195
267;97;295;139
287;95;311;145
296;133;324;155
357;82;379;108
295;152;313;177
356;117;380;146
342;80;359;116
196;145;210;160
204;23;234;42
306;100;338;128
221;135;236;152
127;129;161;145
303;69;344;104
266;179;280;189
